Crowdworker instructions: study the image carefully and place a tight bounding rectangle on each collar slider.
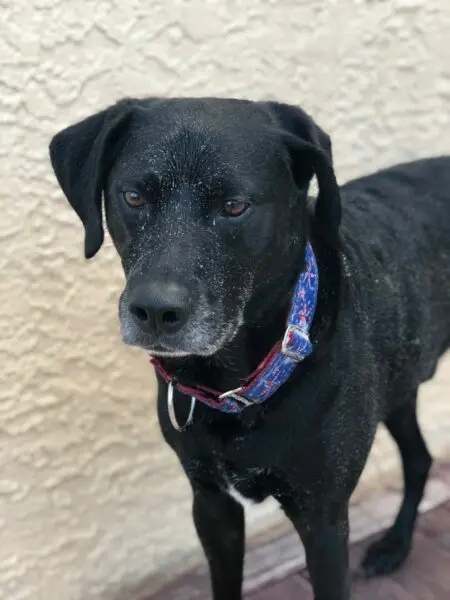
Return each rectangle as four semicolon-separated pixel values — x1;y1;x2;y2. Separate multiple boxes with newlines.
218;387;253;406
281;324;312;362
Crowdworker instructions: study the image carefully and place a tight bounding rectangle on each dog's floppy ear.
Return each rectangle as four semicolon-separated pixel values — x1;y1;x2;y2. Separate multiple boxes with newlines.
265;102;341;244
49;101;134;259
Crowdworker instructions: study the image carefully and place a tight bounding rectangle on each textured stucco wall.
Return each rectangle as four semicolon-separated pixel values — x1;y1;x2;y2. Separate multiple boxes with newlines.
1;1;450;599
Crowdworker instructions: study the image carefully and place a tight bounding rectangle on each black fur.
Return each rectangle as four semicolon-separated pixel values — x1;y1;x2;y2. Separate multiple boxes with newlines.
49;97;450;600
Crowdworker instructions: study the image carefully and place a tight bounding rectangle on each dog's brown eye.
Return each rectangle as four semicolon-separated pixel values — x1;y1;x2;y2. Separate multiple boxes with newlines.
123;191;145;208
222;200;250;217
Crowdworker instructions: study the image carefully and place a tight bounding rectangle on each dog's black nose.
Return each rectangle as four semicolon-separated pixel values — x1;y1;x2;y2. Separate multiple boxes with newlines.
128;282;191;335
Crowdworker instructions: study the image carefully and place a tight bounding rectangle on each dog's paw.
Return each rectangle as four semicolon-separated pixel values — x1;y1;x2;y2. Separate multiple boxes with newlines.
360;531;411;578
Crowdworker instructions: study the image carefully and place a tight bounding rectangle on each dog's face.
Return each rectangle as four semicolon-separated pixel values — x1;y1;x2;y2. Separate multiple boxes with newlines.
50;98;340;357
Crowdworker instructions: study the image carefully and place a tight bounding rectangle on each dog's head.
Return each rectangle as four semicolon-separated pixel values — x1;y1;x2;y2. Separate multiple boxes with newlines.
49;98;340;358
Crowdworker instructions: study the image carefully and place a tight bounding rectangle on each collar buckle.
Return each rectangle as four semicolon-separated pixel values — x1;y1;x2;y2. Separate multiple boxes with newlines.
281;324;311;362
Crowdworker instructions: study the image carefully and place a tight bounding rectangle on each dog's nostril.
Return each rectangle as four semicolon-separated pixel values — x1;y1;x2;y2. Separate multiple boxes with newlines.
130;304;149;323
128;283;190;335
161;310;180;325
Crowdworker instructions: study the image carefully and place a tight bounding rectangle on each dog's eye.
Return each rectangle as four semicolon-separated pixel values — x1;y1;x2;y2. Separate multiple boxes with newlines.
123;191;145;208
222;200;250;217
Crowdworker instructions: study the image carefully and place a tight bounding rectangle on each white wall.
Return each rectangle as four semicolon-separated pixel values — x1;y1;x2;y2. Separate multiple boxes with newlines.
1;1;450;598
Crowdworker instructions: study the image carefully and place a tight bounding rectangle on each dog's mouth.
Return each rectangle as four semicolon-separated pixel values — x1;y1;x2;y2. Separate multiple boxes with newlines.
145;346;193;359
147;323;240;357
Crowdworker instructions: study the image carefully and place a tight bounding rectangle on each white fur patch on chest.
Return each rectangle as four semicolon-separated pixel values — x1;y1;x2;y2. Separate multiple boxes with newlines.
221;466;266;508
225;480;256;508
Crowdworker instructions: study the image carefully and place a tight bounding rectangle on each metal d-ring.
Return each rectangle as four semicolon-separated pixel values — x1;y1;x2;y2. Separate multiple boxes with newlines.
167;382;196;432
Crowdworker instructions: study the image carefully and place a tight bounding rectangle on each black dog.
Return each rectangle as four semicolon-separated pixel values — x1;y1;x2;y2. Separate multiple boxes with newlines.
49;97;450;600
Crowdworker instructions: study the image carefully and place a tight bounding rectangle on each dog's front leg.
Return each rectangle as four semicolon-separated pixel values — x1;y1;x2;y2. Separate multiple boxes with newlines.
281;497;350;600
192;482;245;600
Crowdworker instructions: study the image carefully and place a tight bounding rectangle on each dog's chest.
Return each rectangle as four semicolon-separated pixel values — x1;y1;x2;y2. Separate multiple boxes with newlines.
216;461;268;506
185;437;272;505
171;407;280;504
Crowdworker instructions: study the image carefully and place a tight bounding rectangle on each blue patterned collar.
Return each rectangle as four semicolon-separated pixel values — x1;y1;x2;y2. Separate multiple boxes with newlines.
152;242;319;426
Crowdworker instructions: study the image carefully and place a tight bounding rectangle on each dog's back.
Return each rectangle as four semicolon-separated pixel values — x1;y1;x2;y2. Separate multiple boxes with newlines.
340;156;450;399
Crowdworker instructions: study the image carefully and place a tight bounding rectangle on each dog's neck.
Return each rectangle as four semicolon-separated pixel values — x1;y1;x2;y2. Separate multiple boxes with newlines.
159;230;341;398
